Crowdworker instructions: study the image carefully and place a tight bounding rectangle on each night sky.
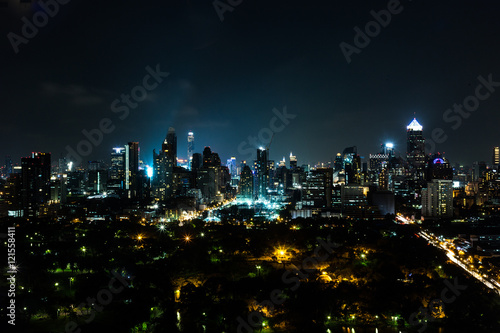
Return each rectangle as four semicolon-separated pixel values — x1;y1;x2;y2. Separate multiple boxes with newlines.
1;0;500;167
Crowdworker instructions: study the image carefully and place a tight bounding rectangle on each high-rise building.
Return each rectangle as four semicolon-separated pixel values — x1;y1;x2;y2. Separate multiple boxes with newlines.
21;152;51;218
256;148;269;199
493;147;500;166
57;156;68;174
165;127;177;163
191;153;202;172
472;161;487;181
187;131;194;168
109;147;126;190
421;179;453;218
406;118;425;176
289;152;297;170
153;134;175;200
426;154;453;181
227;157;237;179
382;143;395;157
87;161;107;194
239;165;254;199
302;168;333;209
125;142;139;198
5;155;12;175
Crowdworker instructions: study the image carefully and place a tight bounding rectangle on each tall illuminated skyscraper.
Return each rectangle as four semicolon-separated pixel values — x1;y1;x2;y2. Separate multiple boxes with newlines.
289;152;297;170
164;127;177;163
21;152;51;218
187;131;194;168
125;142;139;198
406;118;425;177
257;148;269;199
239;165;254;199
493;147;500;166
227;157;237;178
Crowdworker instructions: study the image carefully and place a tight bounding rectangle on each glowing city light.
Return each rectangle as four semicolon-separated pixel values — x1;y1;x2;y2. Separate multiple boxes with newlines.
407;118;423;131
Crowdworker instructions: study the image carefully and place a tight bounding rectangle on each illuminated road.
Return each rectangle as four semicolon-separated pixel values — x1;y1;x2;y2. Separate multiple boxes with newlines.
418;229;500;296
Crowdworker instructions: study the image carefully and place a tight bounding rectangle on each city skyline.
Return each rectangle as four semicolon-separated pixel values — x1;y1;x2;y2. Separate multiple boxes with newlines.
2;1;500;166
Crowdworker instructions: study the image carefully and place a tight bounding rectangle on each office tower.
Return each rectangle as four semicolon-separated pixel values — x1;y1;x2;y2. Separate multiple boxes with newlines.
421;179;453;218
57;156;68;174
382;143;395;157
334;153;343;172
239;165;254;199
342;147;360;184
21;152;51;218
256;148;269;199
472;161;487;181
187;131;194;168
369;153;389;172
196;167;216;202
203;147;213;166
341;184;368;218
4;173;22;216
426;154;453;181
191;153;202;172
5;155;12;175
289;152;297;170
406;118;425;176
268;160;276;190
109;147;126;190
302;168;333;209
278;157;286;168
87;161;107;194
50;174;67;204
124;142;139;198
493;147;500;166
153;135;175;200
227;157;237;179
164;127;177;163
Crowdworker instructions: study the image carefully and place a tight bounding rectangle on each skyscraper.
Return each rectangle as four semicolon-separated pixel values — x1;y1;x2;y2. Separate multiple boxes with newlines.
187;131;194;168
165;127;177;163
239;165;254;199
289;152;297;170
493;147;500;166
421;179;453;218
227;157;237;179
125;142;139;198
256;148;269;199
109;147;126;191
406;118;425;176
21;152;51;218
4;155;12;176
